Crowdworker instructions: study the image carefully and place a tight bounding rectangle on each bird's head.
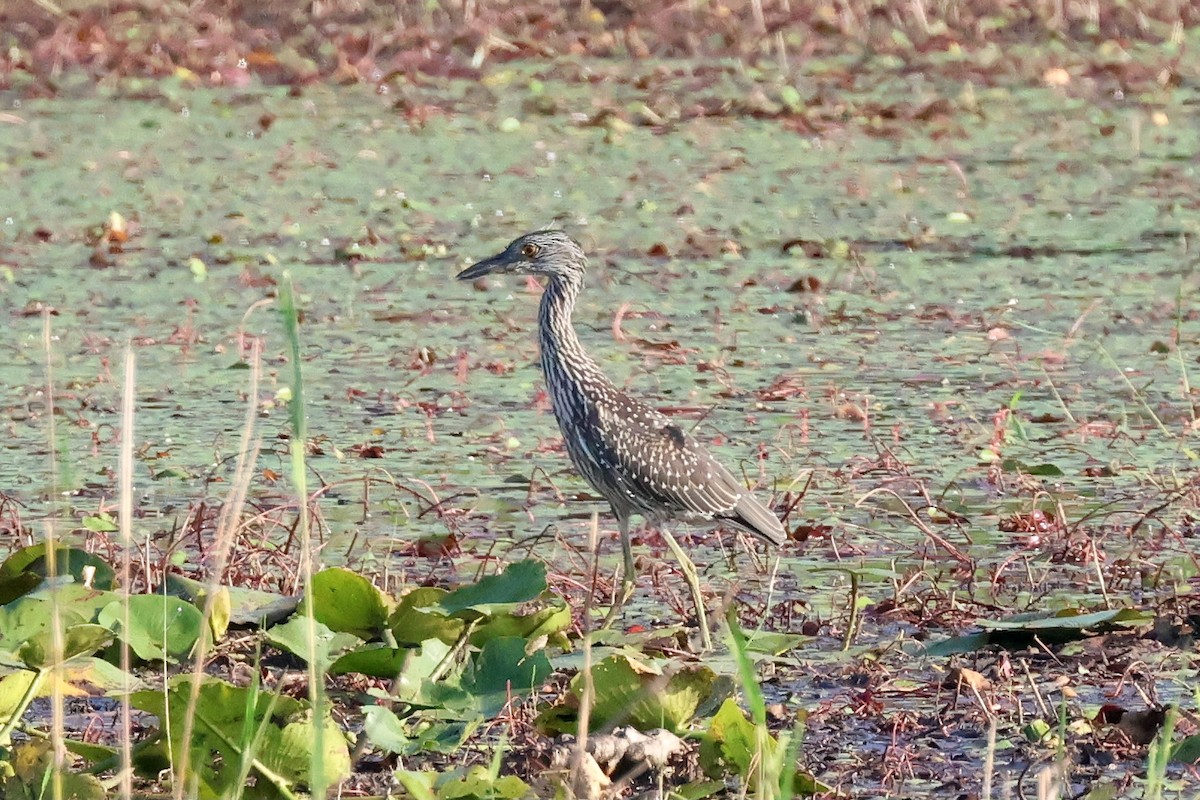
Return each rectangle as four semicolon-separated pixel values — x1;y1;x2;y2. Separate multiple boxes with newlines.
457;230;586;282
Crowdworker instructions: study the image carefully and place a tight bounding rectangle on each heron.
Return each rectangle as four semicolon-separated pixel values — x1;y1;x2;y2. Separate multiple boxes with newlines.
457;231;785;645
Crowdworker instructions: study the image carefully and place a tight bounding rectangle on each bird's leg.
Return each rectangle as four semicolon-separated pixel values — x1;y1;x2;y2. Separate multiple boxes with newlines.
659;526;713;652
600;515;637;630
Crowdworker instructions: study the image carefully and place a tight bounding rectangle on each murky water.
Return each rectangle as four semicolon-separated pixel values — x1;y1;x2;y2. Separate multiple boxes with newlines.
2;74;1198;600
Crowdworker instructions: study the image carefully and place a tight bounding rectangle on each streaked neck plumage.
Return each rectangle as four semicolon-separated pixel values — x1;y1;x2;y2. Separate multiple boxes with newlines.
538;270;616;408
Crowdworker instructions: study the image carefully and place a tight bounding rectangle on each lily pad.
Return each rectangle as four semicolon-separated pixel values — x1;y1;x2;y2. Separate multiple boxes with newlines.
98;595;204;662
468;635;553;715
266;616;361;672
164;573;299;627
19;624;114;669
439;560;546;617
390;587;464;646
470;602;571;648
0;545;115;591
329;643;413;678
539;652;720;735
130;675;350;797
310;567;391;639
926;607;1153;655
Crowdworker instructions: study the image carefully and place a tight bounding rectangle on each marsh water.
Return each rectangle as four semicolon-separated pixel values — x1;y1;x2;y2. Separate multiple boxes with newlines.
3;64;1199;791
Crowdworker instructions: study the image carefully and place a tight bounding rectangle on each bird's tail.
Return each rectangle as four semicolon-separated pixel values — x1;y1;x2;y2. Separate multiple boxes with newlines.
732;493;787;546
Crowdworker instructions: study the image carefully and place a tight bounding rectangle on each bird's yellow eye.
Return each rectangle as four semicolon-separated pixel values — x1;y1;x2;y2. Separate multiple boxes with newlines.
520;243;539;258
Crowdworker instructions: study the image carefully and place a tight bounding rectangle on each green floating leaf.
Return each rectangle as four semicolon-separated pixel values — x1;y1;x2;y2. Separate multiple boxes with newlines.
700;698;770;781
812;565;902;582
439;560;546;617
0;592;98;654
19;623;114;669
468;636;552;714
0;600;63;655
742;630;811;656
362;706;413;755
329;643;412;678
1000;458;1064;476
390;587;464;646
0;740;106;800
699;699;823;795
1023;719;1053;744
672;780;726;799
405;719;479;755
926;607;1153;655
64;736;119;766
0;671;41;736
266;617;360;673
396;766;528;800
81;513;119;533
0;571;42;606
0;544;116;591
98;594;204;662
62;657;138;693
363;706;479;757
130;675;350;798
310;567;391;639
539;653;719;735
164;573;299;627
438;766;530;799
152;466;192;480
470;602;571;649
1171;734;1200;764
981;607;1151;631
922;632;991;657
259;708;352;795
394;770;437;800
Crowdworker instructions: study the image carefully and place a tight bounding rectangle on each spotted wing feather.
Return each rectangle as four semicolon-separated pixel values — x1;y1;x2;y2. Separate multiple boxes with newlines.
583;393;785;546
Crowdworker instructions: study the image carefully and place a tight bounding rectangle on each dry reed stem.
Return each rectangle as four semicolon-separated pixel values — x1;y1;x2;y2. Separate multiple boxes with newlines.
117;347;135;798
173;339;264;800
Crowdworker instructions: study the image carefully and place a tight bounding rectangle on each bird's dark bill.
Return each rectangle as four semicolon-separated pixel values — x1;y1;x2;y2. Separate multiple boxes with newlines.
456;260;499;281
456;254;507;281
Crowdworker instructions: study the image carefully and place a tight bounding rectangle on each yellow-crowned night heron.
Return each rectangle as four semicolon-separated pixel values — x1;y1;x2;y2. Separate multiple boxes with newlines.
457;231;786;637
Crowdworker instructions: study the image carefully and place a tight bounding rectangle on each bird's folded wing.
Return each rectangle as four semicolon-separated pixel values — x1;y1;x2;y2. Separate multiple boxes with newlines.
591;401;742;518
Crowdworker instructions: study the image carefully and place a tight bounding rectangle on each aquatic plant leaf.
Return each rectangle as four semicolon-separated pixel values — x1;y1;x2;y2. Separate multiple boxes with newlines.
98;595;204;662
164;574;299;627
0;740;106;800
310;567;391;639
19;623;114;669
540;653;718;735
926;608;1153;655
980;607;1151;630
390;588;464;646
439;560;546;617
130;675;349;798
1171;734;1200;764
0;545;115;591
438;765;531;799
265;617;360;672
329;643;412;678
699;699;821;793
362;705;414;755
470;602;571;648
0;572;42;606
0;597;88;654
468;636;552;716
699;698;773;779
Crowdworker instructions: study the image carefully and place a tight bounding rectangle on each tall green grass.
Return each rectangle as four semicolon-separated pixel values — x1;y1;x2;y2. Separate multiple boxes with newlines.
42;308;66;800
278;273;328;798
726;608;805;799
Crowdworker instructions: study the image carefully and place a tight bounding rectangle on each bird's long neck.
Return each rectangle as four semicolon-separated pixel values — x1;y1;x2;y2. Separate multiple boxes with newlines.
538;273;614;401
